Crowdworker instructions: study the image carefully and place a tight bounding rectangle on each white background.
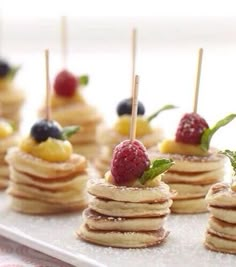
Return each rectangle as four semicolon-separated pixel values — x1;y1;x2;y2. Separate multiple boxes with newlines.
1;1;236;150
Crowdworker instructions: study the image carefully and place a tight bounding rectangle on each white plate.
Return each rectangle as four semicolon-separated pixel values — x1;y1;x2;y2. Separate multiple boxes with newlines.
0;192;235;267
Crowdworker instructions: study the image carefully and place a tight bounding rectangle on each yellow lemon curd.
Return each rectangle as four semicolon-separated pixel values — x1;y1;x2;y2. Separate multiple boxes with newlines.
114;115;152;137
50;92;85;108
104;171;161;187
159;139;208;156
20;137;72;162
0;120;14;138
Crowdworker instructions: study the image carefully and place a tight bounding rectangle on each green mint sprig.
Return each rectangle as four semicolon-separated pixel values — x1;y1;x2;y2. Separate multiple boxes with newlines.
7;66;21;80
220;150;236;176
200;114;236;152
79;75;89;86
139;158;174;185
61;126;80;140
147;104;177;122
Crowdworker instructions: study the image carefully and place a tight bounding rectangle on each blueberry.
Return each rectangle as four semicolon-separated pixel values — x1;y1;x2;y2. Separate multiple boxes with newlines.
0;60;10;78
30;120;62;142
116;98;145;116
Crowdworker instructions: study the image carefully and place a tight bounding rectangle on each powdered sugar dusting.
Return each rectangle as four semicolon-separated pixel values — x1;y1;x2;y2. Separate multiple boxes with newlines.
0;192;235;267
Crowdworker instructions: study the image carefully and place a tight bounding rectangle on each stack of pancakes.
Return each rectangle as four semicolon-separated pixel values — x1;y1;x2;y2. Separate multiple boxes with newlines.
78;178;173;248
0;134;20;189
0;85;25;128
44;100;102;160
95;127;163;176
5;147;88;214
150;150;225;213
205;183;236;254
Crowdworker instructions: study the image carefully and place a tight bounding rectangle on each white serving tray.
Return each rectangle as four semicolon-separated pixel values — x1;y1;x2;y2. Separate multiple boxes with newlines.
0;192;235;267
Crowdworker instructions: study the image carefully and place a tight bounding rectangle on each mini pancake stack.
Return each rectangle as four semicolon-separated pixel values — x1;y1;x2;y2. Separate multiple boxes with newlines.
5;119;89;214
149;112;236;214
78;136;174;248
205;182;236;254
40;71;102;160
150;150;225;213
95;101;175;176
0;119;20;189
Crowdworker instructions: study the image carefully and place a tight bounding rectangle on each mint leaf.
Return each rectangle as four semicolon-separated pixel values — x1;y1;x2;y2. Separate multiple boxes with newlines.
201;114;236;151
7;66;20;80
61;126;80;140
79;75;89;86
147;104;177;122
139;158;174;185
220;150;236;176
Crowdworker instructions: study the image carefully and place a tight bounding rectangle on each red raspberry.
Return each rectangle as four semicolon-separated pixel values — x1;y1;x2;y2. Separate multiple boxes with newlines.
111;140;150;186
175;112;209;144
53;70;78;97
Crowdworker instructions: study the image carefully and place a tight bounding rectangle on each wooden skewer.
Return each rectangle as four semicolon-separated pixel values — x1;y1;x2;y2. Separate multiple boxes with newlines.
131;28;137;96
45;49;51;121
61;16;67;68
193;48;203;113
130;75;139;141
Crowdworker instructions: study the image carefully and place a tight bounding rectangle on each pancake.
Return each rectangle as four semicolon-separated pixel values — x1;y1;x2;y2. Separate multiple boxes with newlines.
162;168;224;185
9;195;87;214
10;167;88;190
83;208;166;231
90;197;172;217
72;143;99;160
171;197;207;213
149;151;225;173
205;231;236;254
0;165;8;177
0;178;8;189
0;134;20;153
88;179;172;203
5;147;87;178
208;206;236;224
169;183;212;199
208;217;236;241
78;223;169;248
206;183;236;207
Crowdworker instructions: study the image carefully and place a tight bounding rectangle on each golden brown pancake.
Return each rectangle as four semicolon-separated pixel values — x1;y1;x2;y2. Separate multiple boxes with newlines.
205;231;236;254
89;197;172;217
83;208;167;231
88;179;172;203
78;223;169;248
171;197;207;213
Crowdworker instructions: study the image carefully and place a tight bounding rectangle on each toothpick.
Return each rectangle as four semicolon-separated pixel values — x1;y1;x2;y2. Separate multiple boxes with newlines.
130;75;139;141
61;16;67;68
45;49;51;121
193;48;203;113
131;28;137;96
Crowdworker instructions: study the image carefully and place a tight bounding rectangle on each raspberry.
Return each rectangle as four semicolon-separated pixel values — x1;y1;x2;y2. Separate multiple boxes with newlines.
175;112;209;144
111;140;150;186
54;70;78;97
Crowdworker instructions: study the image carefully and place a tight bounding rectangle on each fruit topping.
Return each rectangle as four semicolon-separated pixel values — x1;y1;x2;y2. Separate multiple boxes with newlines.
175;112;209;145
111;140;150;186
114;115;152;137
30;119;79;143
30;120;62;142
20;137;72;162
0;60;10;78
116;98;145;116
110;139;174;186
54;70;78;97
0;119;14;138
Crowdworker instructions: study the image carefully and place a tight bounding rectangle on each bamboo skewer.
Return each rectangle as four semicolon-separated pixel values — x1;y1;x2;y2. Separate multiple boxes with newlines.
45;49;51;121
131;28;137;96
61;16;67;68
193;48;203;113
130;75;139;141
